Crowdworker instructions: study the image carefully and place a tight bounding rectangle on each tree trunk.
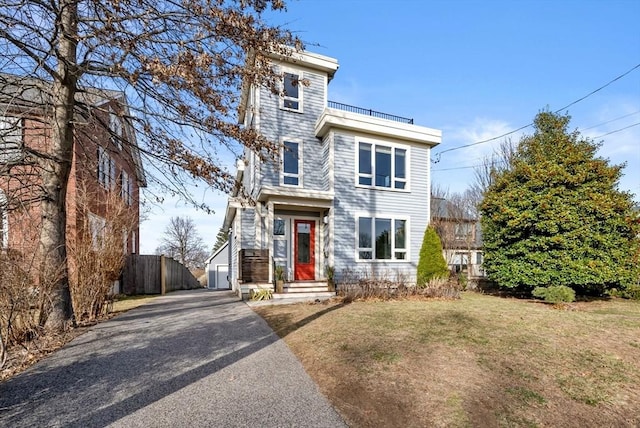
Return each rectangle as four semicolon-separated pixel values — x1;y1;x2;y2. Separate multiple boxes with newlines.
41;0;78;330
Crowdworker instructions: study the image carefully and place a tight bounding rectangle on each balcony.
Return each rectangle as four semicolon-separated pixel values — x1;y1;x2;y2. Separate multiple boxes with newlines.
327;101;414;125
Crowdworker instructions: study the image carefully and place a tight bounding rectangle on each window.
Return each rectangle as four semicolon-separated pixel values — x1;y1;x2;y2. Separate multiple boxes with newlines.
98;147;116;189
454;223;473;241
282;141;301;186
282;72;302;112
273;219;285;235
88;213;106;250
358;141;408;190
0;190;7;249
357;216;407;261
0;116;22;163
109;107;123;150
121;170;133;205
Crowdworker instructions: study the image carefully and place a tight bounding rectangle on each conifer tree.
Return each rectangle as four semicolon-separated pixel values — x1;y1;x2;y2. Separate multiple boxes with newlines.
480;111;639;294
417;225;449;286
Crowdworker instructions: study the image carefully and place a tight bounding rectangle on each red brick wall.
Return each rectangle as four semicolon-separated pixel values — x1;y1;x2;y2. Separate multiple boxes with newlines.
1;100;143;260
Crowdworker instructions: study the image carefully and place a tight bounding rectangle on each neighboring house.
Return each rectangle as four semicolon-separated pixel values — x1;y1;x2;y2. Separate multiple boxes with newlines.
0;75;146;283
205;241;230;290
430;196;484;279
223;49;441;297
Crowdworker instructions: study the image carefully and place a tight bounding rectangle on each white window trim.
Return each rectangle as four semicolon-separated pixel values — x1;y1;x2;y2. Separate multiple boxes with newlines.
88;213;107;250
0;115;22;163
0;191;8;249
98;147;117;190
355;212;410;262
280;138;303;187
121;170;133;205
279;68;304;114
355;137;411;192
109;106;123;150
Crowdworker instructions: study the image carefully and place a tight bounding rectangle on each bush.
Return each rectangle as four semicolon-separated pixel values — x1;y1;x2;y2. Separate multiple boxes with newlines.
335;268;460;301
532;285;576;304
608;285;640;300
416;225;449;287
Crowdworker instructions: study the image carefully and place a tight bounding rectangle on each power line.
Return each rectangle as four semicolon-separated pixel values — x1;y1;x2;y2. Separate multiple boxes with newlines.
581;110;640;131
593;122;640;138
433;62;640;161
432;121;640;172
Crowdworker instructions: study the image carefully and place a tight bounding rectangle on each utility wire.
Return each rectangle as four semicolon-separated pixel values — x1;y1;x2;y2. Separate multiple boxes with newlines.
593;122;640;138
581;110;640;131
432;121;640;172
433;62;640;161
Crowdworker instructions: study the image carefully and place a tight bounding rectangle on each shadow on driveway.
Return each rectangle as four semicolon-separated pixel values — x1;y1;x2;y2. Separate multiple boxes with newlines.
0;290;345;428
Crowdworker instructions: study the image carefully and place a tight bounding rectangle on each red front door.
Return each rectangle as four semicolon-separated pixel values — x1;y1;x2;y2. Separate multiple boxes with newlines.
294;220;315;280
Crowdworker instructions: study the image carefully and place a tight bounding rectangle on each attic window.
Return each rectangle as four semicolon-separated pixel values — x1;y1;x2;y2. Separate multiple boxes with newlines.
282;72;302;112
109;107;123;150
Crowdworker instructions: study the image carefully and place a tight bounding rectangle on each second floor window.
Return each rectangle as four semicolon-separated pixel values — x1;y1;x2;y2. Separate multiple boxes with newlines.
109;107;123;150
0;190;7;249
98;146;116;189
282;72;302;112
0;116;22;163
121;170;133;205
358;141;408;190
282;141;301;186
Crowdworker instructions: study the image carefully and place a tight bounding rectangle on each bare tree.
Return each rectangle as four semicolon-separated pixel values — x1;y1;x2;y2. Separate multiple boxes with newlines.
431;186;479;276
156;216;207;270
470;138;517;206
0;0;301;329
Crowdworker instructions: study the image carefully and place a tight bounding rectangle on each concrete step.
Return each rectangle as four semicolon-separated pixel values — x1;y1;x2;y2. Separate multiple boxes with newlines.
273;291;336;300
284;286;330;293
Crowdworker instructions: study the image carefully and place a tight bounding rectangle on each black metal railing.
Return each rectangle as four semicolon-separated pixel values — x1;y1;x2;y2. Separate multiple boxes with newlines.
327;100;414;125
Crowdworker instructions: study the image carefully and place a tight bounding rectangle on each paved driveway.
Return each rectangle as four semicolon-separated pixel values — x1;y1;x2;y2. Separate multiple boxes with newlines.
0;290;346;427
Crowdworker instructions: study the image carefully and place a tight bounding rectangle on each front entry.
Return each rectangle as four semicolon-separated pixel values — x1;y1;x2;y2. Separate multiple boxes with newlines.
294;219;315;280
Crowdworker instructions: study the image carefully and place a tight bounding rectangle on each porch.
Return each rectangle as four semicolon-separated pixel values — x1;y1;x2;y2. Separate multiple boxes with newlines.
240;280;336;301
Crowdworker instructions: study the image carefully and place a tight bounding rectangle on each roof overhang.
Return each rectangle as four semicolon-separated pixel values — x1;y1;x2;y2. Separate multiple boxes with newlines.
238;47;339;124
315;108;442;146
257;186;334;209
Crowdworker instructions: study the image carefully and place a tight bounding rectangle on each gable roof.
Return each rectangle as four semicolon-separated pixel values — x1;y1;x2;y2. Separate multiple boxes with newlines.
206;241;228;264
0;73;146;186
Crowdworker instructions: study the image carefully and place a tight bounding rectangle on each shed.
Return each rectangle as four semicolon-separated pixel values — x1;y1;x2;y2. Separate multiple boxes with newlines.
205;242;230;289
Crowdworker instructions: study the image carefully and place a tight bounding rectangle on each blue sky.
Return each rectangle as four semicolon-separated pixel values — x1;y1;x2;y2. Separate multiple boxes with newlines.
140;0;640;254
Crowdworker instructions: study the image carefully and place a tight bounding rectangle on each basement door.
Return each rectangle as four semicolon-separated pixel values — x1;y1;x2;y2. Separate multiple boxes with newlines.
294;219;315;280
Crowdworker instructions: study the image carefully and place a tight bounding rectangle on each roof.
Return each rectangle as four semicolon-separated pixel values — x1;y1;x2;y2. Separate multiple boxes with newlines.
0;73;146;186
206;241;228;264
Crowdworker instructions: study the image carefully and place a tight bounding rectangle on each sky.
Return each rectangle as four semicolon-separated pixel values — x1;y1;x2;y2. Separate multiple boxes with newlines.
139;0;640;255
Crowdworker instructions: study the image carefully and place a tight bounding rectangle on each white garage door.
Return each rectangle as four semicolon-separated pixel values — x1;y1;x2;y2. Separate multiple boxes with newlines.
216;265;229;289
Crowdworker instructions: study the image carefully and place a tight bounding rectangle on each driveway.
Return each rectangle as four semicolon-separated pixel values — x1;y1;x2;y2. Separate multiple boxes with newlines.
0;290;346;427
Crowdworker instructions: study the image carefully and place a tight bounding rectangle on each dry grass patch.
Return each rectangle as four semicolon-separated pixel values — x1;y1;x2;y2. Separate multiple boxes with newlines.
253;293;640;427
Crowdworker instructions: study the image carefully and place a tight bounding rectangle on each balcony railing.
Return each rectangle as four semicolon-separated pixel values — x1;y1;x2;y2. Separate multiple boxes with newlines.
327;101;414;124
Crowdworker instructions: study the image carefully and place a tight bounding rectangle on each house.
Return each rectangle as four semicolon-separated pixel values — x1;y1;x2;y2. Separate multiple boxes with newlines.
205;242;230;290
430;196;484;279
0;74;145;290
223;49;441;298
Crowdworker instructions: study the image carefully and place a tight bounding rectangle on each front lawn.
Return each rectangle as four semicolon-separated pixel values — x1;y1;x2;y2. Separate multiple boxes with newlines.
253;293;640;427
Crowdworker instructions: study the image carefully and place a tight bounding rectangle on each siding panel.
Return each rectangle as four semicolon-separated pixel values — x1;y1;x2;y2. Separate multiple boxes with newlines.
332;131;431;283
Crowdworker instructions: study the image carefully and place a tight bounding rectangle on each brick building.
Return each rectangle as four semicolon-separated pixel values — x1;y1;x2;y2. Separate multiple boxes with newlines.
0;75;145;267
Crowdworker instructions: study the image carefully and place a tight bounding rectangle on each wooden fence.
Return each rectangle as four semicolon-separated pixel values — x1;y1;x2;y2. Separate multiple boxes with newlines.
122;254;201;295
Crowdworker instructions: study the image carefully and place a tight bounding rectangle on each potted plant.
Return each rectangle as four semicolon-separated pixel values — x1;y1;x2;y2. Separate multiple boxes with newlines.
274;265;285;294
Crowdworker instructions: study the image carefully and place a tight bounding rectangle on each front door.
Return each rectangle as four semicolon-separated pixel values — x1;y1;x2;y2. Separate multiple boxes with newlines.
294;219;315;280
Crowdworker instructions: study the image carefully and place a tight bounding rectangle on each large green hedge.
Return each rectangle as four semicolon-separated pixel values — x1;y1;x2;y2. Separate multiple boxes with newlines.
480;111;639;294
